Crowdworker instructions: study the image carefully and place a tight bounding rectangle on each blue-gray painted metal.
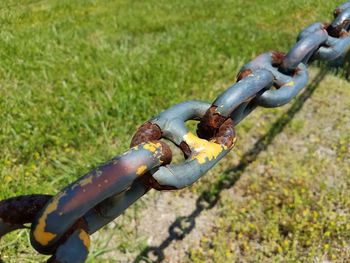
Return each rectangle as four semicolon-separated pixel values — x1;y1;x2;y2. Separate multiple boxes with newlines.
299;22;350;65
30;142;167;255
332;4;350;32
150;100;210;145
318;34;350;65
240;52;309;108
1;1;350;262
85;180;148;234
337;1;350;11
150;101;232;189
282;25;328;72
213;69;274;124
54;230;89;263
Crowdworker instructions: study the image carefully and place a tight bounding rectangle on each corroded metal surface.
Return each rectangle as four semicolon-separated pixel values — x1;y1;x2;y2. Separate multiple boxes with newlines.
328;2;350;37
144;100;236;189
0;1;350;262
0;195;52;237
30;141;172;257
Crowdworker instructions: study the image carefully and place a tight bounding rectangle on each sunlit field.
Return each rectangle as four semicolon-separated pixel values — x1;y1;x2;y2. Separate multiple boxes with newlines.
0;0;349;262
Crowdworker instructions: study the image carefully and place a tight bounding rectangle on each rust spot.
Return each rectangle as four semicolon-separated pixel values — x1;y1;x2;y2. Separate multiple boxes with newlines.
327;21;350;38
130;122;162;147
197;106;228;140
179;141;191;159
188;111;236;165
212;118;236;148
130;141;173;191
271;51;285;66
156;141;172;165
141;173;177;191
334;8;343;17
322;22;330;29
340;30;349;37
237;69;253;81
327;25;341;37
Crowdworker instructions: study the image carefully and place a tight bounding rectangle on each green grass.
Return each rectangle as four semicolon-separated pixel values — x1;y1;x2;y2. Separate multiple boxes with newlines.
0;0;349;262
188;71;350;262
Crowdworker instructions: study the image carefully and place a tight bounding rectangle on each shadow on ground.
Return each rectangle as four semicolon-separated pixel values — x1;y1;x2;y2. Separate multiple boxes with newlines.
133;67;329;263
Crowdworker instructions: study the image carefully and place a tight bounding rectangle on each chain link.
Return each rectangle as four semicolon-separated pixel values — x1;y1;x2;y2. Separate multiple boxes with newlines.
1;1;350;262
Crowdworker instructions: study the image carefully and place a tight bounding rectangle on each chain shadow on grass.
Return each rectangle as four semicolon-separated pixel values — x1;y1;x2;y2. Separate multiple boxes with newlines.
133;67;329;263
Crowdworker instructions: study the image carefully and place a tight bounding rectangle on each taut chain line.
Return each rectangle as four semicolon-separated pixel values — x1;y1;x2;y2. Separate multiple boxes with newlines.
1;2;350;262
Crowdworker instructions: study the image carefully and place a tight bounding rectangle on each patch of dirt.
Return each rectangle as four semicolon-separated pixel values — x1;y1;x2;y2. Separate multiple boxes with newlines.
95;69;350;262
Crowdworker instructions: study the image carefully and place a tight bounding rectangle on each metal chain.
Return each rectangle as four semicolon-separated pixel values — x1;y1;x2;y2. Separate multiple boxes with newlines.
1;2;350;262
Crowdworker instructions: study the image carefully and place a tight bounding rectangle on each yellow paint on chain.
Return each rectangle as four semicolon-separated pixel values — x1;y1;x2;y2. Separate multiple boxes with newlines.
78;176;93;187
183;132;224;164
143;142;163;158
284;81;294;87
136;165;148;175
33;195;64;246
143;142;161;152
79;229;91;249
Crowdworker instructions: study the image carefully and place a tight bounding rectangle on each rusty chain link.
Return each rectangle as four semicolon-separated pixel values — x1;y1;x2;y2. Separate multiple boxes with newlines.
1;2;350;262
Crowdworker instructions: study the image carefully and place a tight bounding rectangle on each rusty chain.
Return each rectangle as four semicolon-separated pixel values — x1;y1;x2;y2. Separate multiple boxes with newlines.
1;2;350;262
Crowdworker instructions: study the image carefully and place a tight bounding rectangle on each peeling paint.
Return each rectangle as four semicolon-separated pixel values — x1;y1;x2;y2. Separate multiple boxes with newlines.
78;176;93;187
136;165;148;175
143;142;161;153
285;81;295;87
78;229;90;249
183;132;224;164
33;194;64;246
1;2;348;260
